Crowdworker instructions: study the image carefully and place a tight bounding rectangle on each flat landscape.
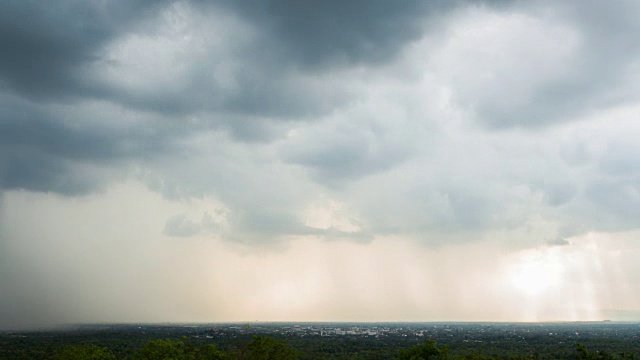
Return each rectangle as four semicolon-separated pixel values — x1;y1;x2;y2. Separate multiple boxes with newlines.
2;322;639;359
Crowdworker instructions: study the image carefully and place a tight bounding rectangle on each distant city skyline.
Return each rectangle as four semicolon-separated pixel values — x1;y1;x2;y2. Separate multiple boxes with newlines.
2;0;640;329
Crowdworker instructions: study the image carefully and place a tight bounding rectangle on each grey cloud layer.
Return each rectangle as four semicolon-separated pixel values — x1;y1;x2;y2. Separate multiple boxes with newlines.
0;0;453;116
428;0;640;129
215;0;453;68
0;0;172;99
0;95;181;194
1;0;640;244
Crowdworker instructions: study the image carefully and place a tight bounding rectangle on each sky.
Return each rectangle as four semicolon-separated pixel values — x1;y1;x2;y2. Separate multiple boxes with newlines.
1;0;640;329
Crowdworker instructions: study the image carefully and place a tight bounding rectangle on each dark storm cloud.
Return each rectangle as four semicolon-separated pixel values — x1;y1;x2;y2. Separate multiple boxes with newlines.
0;0;170;100
0;0;184;194
97;0;499;121
214;0;455;68
0;0;470;198
0;96;176;194
0;0;513;115
0;0;638;242
0;0;463;117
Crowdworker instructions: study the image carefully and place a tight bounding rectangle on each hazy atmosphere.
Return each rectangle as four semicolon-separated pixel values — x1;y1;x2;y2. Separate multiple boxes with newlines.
2;0;640;329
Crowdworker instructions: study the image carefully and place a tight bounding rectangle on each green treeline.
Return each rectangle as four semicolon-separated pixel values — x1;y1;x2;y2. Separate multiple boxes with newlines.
2;331;640;360
55;336;297;360
48;338;638;360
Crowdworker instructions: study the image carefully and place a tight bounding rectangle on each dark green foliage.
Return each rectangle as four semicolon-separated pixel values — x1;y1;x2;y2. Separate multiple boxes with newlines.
136;338;226;359
2;323;640;360
136;339;192;359
574;343;636;360
199;344;227;360
238;336;299;360
56;344;116;360
399;339;449;360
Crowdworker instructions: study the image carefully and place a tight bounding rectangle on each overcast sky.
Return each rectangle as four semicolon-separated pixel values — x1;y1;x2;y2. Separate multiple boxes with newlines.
2;0;640;329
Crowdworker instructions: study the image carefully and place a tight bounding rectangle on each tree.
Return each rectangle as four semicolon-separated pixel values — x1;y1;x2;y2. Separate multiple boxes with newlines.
238;336;299;360
198;344;227;360
399;340;449;360
56;344;116;360
136;338;193;360
131;338;228;360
